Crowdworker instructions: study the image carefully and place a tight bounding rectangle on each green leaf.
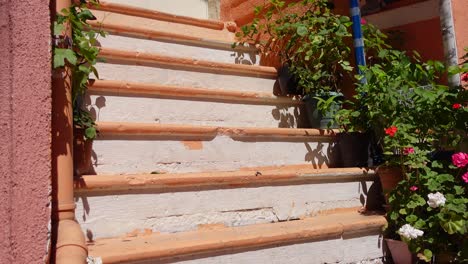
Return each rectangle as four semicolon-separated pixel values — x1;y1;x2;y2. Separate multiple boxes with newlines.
297;25;308;36
53;48;77;68
441;219;465;234
53;22;65;35
84;127;97;140
406;214;418;223
423;249;433;260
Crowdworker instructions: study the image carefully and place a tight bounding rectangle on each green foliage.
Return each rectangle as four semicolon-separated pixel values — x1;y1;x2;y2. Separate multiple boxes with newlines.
53;0;106;140
335;49;467;167
235;0;353;100
386;162;468;262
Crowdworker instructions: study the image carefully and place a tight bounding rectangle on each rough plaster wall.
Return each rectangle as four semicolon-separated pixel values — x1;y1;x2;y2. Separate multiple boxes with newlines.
0;0;51;263
128;235;383;264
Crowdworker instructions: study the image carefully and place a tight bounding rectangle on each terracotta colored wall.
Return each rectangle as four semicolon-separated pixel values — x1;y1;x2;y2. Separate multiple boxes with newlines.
0;0;52;263
387;18;445;62
452;0;468;61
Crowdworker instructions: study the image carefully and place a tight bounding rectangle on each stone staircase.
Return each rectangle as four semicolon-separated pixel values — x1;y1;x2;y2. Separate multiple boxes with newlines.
75;1;386;263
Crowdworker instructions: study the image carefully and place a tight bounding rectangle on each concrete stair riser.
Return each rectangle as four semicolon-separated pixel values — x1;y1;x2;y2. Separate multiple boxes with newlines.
97;34;259;65
86;211;386;263
90;136;335;174
93;0;223;27
87;94;307;127
91;10;234;43
128;235;383;264
94;63;276;92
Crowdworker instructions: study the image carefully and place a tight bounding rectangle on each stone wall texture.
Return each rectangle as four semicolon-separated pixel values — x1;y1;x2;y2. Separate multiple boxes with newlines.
0;0;52;263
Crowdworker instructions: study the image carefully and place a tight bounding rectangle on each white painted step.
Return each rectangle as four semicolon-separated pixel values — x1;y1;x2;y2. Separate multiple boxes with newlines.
102;0;212;19
95;63;276;92
91;135;335;174
87;94;306;127
129;235;383;264
91;10;234;44
97;34;259;65
76;181;376;239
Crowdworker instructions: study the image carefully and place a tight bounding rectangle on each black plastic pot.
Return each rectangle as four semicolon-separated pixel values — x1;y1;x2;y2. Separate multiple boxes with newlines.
303;94;342;129
278;64;302;95
336;132;369;167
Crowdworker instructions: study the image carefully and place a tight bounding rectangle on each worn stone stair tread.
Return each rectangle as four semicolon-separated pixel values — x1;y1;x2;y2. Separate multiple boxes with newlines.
87;211;386;263
98;48;275;78
95;122;338;139
92;1;227;30
76;167;376;194
88;79;300;105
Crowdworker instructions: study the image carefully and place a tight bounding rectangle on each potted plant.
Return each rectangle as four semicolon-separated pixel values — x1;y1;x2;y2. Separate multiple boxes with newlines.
235;0;354;128
340;47;467;262
53;0;105;175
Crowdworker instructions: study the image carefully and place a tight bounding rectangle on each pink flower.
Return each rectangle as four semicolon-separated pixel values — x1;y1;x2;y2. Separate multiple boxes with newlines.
410;186;418;191
462;73;468;82
453;103;462;109
361;18;367;25
462;172;468;183
452;152;468;168
385;126;398;137
403;147;415;155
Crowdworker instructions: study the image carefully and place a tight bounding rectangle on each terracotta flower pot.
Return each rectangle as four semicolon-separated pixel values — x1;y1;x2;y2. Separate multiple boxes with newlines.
73;128;94;176
377;166;403;202
385;239;414;264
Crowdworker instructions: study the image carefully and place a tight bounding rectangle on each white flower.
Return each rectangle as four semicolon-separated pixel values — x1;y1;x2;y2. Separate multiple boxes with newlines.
398;224;424;240
427;192;446;208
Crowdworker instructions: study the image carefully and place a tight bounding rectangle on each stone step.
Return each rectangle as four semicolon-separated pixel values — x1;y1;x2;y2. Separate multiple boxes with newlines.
94;62;276;93
97;48;275;78
89;10;243;50
90;122;337;174
88;79;297;104
87;80;304;127
92;1;226;29
97;34;259;65
76;167;375;194
86;210;386;263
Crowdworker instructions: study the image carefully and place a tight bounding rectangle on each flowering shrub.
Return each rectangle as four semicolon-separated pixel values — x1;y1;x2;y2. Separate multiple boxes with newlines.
336;38;468;260
386;155;468;262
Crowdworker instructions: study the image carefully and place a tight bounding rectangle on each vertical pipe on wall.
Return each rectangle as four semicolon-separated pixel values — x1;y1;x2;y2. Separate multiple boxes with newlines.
52;0;88;263
349;0;366;76
439;0;460;87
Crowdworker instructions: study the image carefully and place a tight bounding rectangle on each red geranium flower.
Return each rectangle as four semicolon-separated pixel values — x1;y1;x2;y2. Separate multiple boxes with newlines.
403;147;415;155
453;103;462;109
385;126;398;137
462;73;468;82
410;186;418;191
361;18;367;25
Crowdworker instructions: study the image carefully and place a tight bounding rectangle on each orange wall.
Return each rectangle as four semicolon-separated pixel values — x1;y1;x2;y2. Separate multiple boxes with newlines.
387;18;445;62
452;0;468;62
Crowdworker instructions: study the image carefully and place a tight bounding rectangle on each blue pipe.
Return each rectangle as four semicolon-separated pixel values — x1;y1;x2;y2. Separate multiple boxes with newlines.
349;0;366;75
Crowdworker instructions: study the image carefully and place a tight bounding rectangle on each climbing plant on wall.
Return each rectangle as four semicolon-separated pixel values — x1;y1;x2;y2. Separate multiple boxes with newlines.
53;0;106;139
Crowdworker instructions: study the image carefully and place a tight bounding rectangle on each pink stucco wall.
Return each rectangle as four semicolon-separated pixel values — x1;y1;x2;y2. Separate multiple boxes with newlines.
0;0;52;263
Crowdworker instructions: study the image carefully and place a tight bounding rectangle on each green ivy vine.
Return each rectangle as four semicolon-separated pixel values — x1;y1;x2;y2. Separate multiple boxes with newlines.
53;0;106;140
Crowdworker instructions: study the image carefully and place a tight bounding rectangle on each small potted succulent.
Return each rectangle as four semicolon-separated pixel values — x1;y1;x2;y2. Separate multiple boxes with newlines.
235;0;353;128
